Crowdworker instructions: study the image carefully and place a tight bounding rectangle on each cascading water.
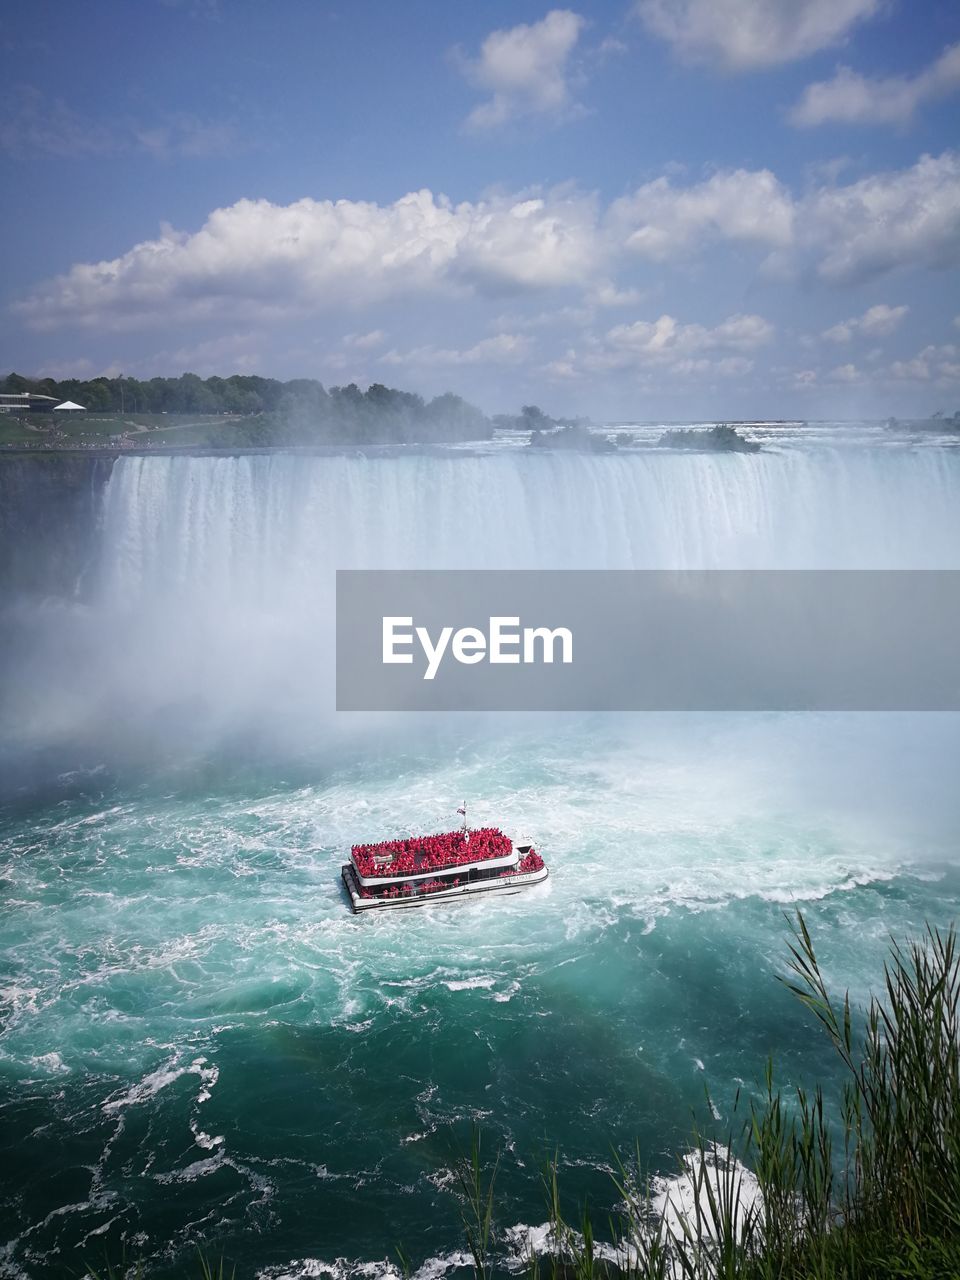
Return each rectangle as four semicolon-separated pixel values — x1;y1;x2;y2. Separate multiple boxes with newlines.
99;445;960;585
2;437;959;1278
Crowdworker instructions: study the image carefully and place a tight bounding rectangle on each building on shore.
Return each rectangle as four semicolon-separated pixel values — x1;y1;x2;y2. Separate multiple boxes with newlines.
0;392;60;414
53;400;87;412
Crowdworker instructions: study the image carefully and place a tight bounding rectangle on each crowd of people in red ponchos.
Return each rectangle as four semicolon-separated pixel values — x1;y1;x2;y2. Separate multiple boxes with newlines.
354;846;545;900
357;876;463;901
351;827;513;879
498;850;545;876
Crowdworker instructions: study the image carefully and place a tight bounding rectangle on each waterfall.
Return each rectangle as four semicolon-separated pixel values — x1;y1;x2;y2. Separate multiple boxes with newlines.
99;447;960;609
4;443;959;764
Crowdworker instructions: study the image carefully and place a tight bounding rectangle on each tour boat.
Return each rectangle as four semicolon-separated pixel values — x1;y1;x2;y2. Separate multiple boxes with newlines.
341;807;548;913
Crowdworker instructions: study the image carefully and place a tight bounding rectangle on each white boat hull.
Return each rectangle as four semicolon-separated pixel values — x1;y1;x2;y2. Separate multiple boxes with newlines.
342;863;548;913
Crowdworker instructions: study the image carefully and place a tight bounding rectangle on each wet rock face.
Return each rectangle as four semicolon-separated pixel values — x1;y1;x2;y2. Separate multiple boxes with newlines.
0;454;114;597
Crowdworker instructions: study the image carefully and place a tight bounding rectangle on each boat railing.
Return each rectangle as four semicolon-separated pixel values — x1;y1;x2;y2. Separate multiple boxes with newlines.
350;848;517;887
348;858;546;903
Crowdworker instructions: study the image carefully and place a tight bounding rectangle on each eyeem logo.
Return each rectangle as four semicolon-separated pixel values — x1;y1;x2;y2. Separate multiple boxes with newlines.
338;570;960;711
383;616;574;681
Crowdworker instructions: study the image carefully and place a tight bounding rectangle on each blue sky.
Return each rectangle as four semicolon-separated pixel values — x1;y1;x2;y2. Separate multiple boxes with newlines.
2;0;959;418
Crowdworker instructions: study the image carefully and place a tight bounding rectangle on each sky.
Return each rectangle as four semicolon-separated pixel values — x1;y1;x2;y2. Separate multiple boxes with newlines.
2;0;959;420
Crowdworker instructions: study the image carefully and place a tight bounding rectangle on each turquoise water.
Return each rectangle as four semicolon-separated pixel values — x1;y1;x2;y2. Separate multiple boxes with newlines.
3;717;958;1277
2;439;959;1276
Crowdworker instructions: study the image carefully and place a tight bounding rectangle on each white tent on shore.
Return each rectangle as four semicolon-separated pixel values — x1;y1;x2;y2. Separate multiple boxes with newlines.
53;400;86;411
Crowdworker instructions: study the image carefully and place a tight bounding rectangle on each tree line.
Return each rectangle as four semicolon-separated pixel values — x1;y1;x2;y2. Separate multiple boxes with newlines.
1;372;494;445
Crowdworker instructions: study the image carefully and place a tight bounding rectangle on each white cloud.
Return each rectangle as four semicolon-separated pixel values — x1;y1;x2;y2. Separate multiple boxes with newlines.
380;334;532;368
889;356;930;381
456;10;586;130
343;330;386;350
794;341;960;393
542;353;581;379
609;168;795;259
455;193;603;290
635;0;882;70
14;153;959;334
854;303;909;336
582;311;773;373
587;280;644;307
791;43;960;127
15;189;603;331
611;151;957;283
140;332;262;377
822;303;909;342
821;322;854;343
804;151;960;282
888;344;959;383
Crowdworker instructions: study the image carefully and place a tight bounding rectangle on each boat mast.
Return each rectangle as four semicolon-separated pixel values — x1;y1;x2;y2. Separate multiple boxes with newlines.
458;801;468;834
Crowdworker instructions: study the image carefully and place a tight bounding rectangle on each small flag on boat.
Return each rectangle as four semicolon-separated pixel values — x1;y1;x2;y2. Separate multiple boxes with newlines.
457;806;466;816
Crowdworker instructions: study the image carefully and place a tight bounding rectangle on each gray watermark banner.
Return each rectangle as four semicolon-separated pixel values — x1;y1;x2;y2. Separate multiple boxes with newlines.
336;570;960;711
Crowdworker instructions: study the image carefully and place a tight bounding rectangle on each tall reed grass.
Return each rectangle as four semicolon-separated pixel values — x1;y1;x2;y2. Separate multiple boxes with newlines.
449;913;960;1279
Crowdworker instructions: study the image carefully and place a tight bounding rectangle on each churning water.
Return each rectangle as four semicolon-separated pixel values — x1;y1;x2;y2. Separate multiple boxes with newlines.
2;432;959;1277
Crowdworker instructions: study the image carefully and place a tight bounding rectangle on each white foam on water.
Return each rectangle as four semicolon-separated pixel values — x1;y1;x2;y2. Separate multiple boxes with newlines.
154;1154;225;1184
0;985;40;1020
503;1146;763;1278
443;975;497;991
27;1051;69;1076
493;980;521;1003
102;1054;219;1117
503;1220;627;1274
256;1259;402;1280
254;1251;478;1280
409;1252;475;1280
650;1144;763;1246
